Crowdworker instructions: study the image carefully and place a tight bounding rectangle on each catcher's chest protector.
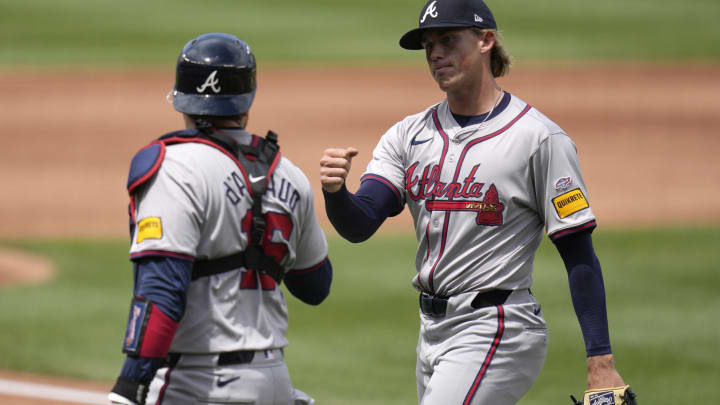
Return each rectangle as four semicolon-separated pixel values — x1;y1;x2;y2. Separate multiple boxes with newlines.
127;128;286;283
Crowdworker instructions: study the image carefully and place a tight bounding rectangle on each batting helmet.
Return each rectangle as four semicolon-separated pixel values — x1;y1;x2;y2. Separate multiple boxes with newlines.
170;33;257;117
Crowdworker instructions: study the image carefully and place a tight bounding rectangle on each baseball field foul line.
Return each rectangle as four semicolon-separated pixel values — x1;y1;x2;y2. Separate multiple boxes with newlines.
0;378;107;404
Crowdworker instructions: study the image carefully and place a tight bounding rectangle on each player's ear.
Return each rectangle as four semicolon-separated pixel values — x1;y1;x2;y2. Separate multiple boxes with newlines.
476;29;496;54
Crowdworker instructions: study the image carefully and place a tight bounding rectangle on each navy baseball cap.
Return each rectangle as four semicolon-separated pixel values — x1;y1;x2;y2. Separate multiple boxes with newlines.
399;0;497;50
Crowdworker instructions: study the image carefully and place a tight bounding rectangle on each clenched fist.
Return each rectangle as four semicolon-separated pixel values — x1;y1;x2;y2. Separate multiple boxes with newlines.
319;147;359;193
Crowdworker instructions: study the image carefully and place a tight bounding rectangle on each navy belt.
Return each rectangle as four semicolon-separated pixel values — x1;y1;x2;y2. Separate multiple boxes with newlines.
419;289;513;317
165;350;255;368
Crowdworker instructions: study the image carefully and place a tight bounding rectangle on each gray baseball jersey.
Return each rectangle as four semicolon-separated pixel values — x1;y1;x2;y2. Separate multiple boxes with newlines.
129;129;328;353
363;93;596;296
361;92;595;403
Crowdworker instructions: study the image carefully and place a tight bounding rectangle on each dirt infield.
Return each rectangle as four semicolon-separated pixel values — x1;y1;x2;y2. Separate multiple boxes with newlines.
0;63;719;400
2;64;719;241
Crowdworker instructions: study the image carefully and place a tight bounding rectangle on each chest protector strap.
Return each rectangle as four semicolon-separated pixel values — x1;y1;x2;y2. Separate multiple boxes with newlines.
150;128;285;283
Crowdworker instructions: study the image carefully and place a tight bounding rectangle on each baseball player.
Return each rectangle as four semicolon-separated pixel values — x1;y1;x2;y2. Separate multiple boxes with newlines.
108;33;331;405
319;1;636;404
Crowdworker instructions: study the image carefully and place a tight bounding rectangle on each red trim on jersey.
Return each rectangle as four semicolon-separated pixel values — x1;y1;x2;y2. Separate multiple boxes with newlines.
549;220;597;241
160;136;255;196
130;250;195;262
129;197;138;226
422;107;452;294
128;142;167;195
431;107;451;164
426;104;532;293
127;135;267;225
266;148;282;181
452;104;532;184
154;368;173;405
361;174;403;203
127;142;167;225
463;305;505;404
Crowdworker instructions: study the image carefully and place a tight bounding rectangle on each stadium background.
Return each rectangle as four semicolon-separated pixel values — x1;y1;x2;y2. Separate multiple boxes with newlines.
0;0;718;403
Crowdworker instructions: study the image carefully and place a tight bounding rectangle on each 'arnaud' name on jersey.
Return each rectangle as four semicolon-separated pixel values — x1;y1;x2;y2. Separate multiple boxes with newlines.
223;171;300;211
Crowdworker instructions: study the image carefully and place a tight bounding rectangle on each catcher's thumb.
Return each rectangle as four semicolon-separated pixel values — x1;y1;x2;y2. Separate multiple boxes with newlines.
346;147;359;159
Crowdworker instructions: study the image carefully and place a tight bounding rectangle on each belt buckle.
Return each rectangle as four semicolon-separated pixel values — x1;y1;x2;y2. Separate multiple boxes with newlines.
419;292;447;317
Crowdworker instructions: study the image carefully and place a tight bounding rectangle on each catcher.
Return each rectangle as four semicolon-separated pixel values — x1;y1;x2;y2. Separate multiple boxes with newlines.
108;33;331;405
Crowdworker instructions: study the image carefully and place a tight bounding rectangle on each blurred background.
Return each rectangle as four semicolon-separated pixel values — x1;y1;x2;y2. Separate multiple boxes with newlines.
0;0;719;404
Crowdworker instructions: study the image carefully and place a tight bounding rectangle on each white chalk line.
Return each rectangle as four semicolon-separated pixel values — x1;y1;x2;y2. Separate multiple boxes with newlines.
0;378;108;404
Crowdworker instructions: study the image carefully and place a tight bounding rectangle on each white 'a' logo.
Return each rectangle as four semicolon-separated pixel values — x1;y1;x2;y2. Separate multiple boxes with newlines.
196;70;221;93
420;0;438;23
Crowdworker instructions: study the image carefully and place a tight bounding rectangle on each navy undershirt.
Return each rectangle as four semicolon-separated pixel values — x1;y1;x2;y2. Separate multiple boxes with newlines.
451;91;511;127
324;180;611;356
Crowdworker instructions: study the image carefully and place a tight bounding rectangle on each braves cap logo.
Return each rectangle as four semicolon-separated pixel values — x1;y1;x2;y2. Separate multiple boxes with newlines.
196;70;221;93
420;0;438;23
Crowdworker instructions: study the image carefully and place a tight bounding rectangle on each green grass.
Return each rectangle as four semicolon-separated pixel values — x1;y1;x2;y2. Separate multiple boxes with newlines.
1;0;719;66
1;227;719;403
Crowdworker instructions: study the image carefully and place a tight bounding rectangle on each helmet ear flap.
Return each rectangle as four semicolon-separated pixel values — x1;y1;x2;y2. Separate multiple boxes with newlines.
171;33;257;117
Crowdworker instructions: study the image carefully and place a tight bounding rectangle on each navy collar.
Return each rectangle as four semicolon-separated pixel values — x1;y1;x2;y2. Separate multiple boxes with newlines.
451;91;510;128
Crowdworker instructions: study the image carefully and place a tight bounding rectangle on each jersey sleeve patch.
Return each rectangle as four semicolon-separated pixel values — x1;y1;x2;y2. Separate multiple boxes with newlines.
136;217;163;243
552;188;589;219
554;176;572;190
127;143;165;192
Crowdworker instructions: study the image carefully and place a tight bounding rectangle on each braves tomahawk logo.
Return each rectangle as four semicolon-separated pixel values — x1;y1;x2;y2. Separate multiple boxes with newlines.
406;162;504;226
197;70;221;93
420;0;438;23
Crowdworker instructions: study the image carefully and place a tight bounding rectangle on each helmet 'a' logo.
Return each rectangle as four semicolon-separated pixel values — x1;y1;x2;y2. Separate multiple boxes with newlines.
420;0;438;23
196;70;221;93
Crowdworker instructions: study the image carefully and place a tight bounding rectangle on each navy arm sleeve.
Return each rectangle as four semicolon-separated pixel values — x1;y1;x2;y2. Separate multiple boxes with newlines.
553;230;612;357
322;180;401;243
284;258;332;306
119;255;192;383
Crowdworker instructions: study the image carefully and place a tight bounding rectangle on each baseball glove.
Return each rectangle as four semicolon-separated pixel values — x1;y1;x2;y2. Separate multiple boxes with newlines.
570;385;638;405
